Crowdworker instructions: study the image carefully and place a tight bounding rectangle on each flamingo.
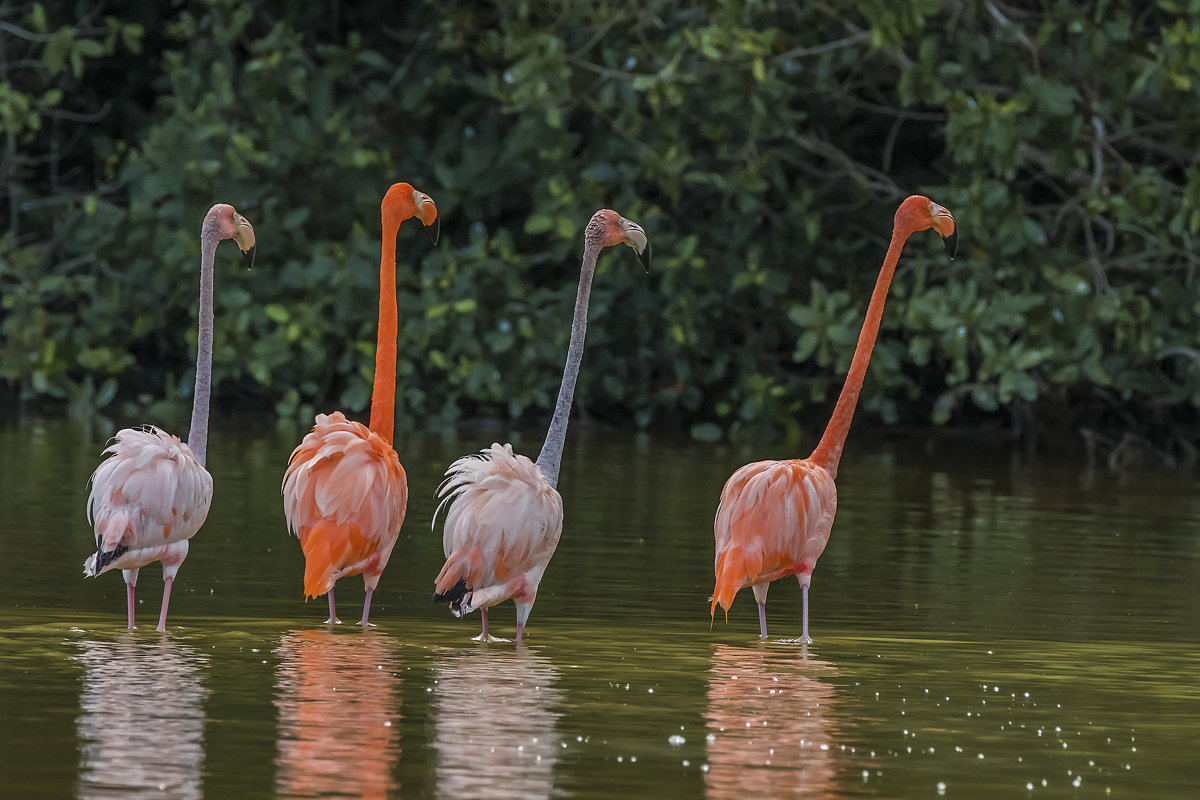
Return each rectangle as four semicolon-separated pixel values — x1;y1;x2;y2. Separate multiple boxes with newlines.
83;203;256;632
710;195;957;642
282;182;438;626
432;208;651;642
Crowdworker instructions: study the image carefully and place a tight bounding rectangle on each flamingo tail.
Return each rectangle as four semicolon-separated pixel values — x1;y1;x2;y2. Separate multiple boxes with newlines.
433;548;483;616
711;548;754;621
299;520;356;599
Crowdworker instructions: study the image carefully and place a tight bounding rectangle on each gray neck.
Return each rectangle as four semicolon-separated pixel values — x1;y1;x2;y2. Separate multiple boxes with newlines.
187;227;219;468
535;241;601;488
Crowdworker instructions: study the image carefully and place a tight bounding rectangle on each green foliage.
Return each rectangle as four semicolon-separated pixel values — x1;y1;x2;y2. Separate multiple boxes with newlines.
2;0;1199;456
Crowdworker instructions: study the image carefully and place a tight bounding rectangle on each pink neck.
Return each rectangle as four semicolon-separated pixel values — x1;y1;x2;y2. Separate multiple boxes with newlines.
809;226;912;477
368;223;399;444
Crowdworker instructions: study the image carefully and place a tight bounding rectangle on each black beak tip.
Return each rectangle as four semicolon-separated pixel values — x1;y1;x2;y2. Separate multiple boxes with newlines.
637;243;651;273
242;245;256;270
425;217;440;246
944;230;958;261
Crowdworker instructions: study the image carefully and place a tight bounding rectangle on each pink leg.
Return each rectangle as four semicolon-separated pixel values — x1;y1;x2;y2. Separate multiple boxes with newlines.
801;583;812;644
156;576;174;632
126;582;136;629
325;587;341;625
360;587;374;627
757;601;768;639
480;608;489;640
516;620;525;643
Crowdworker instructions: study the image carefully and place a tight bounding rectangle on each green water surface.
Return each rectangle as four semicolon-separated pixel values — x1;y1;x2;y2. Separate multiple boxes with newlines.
1;416;1197;798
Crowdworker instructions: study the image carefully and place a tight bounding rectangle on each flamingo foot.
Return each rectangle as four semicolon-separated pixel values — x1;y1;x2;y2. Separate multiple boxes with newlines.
126;582;137;629
324;589;341;625
155;576;174;632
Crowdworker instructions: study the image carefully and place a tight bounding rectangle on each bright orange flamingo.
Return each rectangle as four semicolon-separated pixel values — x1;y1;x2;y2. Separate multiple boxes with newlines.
433;209;650;642
282;182;438;626
711;195;957;642
83;204;255;632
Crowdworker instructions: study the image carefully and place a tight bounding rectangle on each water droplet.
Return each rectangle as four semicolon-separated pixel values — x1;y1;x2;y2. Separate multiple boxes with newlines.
937;782;947;795
668;735;685;746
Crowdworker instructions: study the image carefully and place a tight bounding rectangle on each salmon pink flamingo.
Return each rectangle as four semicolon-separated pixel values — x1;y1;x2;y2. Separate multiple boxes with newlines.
711;195;957;642
282;182;438;626
433;209;650;642
83;203;256;631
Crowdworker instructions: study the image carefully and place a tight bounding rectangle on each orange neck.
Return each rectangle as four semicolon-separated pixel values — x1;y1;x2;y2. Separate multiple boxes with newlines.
368;221;399;444
809;226;912;477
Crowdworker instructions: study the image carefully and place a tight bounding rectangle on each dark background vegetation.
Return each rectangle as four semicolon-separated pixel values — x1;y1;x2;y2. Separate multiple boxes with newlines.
2;0;1198;463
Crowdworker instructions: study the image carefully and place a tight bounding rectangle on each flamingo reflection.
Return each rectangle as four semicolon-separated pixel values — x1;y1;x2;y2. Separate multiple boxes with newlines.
274;629;402;799
431;647;561;799
76;633;207;799
705;644;840;798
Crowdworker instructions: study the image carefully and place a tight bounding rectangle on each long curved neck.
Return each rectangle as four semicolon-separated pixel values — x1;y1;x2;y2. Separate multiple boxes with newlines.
535;241;601;489
187;229;219;468
368;221;400;444
809;226;912;478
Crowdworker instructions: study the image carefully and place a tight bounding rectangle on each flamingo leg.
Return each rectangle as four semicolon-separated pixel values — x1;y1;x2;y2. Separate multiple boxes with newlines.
156;576;174;632
515;601;533;643
480;607;489;641
752;582;770;639
360;587;375;627
126;582;136;629
325;587;341;625
801;582;812;644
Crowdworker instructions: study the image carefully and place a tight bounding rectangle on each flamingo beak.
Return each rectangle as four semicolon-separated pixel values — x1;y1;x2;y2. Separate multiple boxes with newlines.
931;204;957;260
620;218;651;272
235;216;256;269
413;190;440;246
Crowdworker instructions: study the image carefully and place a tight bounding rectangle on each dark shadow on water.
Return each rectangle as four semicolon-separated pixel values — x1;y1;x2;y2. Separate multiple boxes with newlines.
704;643;844;799
431;645;561;800
75;632;207;799
273;628;402;799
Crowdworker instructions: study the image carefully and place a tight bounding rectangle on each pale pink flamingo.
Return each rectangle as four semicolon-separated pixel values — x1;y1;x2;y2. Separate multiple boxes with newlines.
83;204;255;632
711;195;957;642
282;182;438;626
433;209;650;642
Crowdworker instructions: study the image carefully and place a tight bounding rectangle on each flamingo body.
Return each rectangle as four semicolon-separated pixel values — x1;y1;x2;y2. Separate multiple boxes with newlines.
432;208;649;641
282;412;408;600
711;459;836;615
711;195;957;641
81;203;254;631
84;426;213;579
281;182;436;626
433;444;563;629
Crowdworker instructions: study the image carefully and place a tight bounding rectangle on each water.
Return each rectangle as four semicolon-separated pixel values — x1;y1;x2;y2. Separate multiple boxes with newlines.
1;414;1198;798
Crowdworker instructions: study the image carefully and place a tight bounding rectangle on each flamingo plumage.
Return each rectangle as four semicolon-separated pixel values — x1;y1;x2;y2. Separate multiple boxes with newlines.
282;182;438;626
433;208;651;642
83;203;256;631
711;195;958;642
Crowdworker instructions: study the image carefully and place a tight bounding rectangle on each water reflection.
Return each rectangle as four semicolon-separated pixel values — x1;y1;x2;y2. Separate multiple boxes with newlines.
75;633;208;799
274;630;402;799
431;647;562;799
704;644;840;798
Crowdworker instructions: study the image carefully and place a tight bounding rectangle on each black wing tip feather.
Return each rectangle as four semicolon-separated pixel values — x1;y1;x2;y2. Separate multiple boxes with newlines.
432;578;472;614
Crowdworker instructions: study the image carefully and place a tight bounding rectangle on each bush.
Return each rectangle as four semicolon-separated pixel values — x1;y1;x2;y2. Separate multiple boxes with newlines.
2;0;1198;460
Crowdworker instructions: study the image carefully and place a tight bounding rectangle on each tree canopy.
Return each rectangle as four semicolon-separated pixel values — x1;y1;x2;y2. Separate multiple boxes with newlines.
2;0;1198;462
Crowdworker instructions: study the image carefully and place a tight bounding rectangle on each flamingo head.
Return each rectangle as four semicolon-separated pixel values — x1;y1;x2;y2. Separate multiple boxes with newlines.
587;208;651;272
382;182;439;245
896;195;958;260
206;204;256;268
